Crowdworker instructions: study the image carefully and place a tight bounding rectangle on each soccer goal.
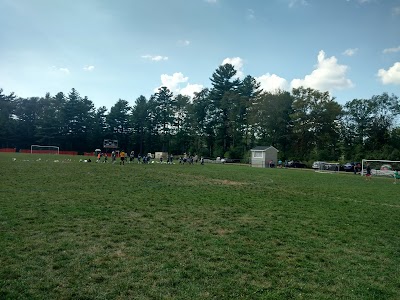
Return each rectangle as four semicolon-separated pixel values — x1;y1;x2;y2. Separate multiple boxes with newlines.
315;162;340;174
30;145;60;155
361;159;400;177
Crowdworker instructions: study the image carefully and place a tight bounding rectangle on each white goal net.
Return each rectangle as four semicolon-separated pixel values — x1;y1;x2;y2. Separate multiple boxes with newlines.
361;159;400;177
31;145;60;155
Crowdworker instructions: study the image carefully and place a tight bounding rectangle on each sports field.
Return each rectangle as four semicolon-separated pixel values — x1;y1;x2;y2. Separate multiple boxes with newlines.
1;153;400;299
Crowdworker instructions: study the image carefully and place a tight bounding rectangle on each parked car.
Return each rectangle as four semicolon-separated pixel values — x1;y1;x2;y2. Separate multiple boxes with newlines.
342;162;354;172
312;161;327;169
286;160;307;168
343;162;361;172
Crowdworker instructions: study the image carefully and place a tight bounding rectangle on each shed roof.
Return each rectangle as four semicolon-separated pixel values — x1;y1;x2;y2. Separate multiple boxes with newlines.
250;146;279;151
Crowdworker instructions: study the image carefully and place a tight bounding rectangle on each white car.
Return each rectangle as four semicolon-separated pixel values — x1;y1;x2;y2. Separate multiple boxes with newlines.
312;161;326;169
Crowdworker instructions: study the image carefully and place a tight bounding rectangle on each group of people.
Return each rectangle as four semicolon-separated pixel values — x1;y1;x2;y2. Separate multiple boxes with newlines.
95;150;204;166
178;154;204;165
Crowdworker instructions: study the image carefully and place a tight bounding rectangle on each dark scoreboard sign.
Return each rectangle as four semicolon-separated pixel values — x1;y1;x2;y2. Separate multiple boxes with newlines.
103;139;118;149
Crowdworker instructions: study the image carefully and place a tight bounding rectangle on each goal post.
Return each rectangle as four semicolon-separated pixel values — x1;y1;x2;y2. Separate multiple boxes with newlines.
361;159;400;177
30;145;60;155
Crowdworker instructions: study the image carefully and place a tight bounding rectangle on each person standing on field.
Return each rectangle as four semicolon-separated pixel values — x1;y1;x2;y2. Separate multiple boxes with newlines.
394;170;400;184
112;151;116;163
129;150;135;163
120;150;125;165
365;163;372;181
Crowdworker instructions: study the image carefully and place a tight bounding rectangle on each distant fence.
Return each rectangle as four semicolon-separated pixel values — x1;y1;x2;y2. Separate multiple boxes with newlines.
0;148;107;156
0;148;16;153
84;152;110;157
19;149;78;155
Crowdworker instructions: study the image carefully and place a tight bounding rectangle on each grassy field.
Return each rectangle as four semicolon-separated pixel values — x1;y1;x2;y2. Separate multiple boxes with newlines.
1;153;400;299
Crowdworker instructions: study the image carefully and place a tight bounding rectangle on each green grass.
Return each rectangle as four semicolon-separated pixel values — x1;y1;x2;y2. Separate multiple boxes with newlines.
1;153;400;299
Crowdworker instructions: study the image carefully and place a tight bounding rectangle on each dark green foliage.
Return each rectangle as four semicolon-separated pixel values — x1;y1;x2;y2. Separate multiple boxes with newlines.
253;90;293;159
342;93;400;161
107;99;131;151
0;89;17;148
290;87;342;161
1;72;399;161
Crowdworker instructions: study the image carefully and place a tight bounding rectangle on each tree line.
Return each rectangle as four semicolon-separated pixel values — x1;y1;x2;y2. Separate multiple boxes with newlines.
1;63;399;162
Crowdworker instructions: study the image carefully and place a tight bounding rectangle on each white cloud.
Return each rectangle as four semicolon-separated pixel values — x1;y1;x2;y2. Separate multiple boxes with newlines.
256;73;289;92
155;72;203;98
288;0;309;8
83;65;95;71
205;0;217;3
346;0;372;4
50;66;70;74
180;83;204;97
393;6;400;15
178;40;190;46
291;50;353;91
159;72;188;92
377;62;400;85
247;9;255;19
383;46;400;54
343;48;358;56
221;57;244;79
142;55;168;61
59;68;70;74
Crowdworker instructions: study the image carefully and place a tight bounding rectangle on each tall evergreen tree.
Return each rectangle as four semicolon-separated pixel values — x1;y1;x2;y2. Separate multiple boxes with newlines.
190;88;213;156
236;75;262;157
14;97;41;149
131;95;150;155
0;88;17;148
107;99;132;151
36;92;65;147
171;94;191;154
209;64;241;156
152;87;175;152
61;89;95;151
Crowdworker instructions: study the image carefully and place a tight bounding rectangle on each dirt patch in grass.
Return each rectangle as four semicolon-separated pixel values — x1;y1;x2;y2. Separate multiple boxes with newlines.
173;173;248;186
215;228;234;236
210;179;247;186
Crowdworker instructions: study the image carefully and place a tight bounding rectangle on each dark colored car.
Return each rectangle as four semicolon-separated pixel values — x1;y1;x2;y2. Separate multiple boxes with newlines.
343;162;354;172
343;162;361;172
286;160;307;168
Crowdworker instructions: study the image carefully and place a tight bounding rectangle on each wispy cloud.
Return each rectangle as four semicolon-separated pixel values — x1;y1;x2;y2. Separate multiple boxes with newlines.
142;55;168;61
343;48;358;56
205;0;217;3
50;66;70;74
288;0;309;8
83;65;95;71
393;6;400;16
247;9;255;19
59;68;70;74
383;46;400;54
347;0;373;4
178;40;190;46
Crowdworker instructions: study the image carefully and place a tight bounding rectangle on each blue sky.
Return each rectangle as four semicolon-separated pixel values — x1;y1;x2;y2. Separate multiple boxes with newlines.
1;0;399;110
